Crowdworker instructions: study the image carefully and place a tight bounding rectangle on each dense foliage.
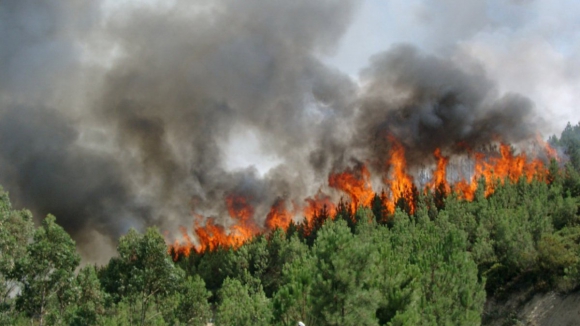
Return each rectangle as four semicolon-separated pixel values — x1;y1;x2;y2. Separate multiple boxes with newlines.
1;122;580;325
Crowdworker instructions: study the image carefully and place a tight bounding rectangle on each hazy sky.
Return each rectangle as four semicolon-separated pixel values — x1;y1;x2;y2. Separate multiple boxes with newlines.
327;0;580;133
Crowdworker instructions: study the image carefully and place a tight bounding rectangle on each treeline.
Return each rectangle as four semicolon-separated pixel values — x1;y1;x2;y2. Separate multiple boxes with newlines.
1;123;580;325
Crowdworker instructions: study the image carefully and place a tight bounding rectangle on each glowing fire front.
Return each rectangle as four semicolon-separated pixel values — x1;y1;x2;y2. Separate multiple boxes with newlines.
169;136;558;258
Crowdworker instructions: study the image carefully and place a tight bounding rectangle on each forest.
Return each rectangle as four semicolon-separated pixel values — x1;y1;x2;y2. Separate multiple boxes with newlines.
1;122;580;326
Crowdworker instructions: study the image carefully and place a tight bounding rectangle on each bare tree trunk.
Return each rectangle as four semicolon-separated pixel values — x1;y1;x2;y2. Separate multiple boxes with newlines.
39;286;46;326
140;292;148;326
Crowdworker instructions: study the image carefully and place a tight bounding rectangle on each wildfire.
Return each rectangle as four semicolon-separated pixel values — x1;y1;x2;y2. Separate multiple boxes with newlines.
384;135;416;214
169;193;262;257
536;134;560;162
170;215;234;258
427;148;451;195
455;143;549;200
171;226;193;259
264;198;292;230
169;136;559;259
225;193;260;240
328;163;374;211
303;191;336;223
193;217;231;252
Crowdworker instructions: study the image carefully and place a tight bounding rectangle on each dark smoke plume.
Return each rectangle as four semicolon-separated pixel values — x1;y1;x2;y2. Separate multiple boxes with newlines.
0;0;542;262
355;45;538;168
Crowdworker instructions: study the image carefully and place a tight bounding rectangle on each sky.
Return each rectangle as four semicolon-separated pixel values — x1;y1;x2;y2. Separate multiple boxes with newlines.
327;0;580;132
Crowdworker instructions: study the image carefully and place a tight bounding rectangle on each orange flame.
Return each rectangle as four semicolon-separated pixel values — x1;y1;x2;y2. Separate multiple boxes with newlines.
171;226;193;260
303;191;336;223
169;194;262;257
535;134;560;162
265;198;292;230
225;193;260;241
193;217;231;252
328;163;374;211
384;136;416;214
170;135;557;258
427;148;450;195
455;143;548;200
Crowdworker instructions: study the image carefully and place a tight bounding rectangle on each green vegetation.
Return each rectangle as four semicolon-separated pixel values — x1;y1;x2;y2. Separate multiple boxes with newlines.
0;122;580;325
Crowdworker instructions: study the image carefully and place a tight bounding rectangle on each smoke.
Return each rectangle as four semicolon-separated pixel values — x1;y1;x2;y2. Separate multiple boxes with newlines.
0;0;547;261
355;45;538;166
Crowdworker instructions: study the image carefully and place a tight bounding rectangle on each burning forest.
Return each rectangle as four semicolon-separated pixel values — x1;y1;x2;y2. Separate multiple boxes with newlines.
0;0;576;265
169;135;559;258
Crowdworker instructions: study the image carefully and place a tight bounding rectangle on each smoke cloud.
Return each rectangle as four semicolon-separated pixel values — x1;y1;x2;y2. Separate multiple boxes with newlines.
355;45;538;166
0;0;548;262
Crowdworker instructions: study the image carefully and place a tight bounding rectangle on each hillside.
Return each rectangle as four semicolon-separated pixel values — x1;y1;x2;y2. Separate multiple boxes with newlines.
0;123;579;325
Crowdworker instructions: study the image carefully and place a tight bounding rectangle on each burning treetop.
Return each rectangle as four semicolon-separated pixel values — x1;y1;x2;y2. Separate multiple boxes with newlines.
170;135;558;257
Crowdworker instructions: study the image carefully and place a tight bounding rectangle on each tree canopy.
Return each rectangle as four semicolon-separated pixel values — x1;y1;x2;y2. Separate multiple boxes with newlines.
1;122;580;325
